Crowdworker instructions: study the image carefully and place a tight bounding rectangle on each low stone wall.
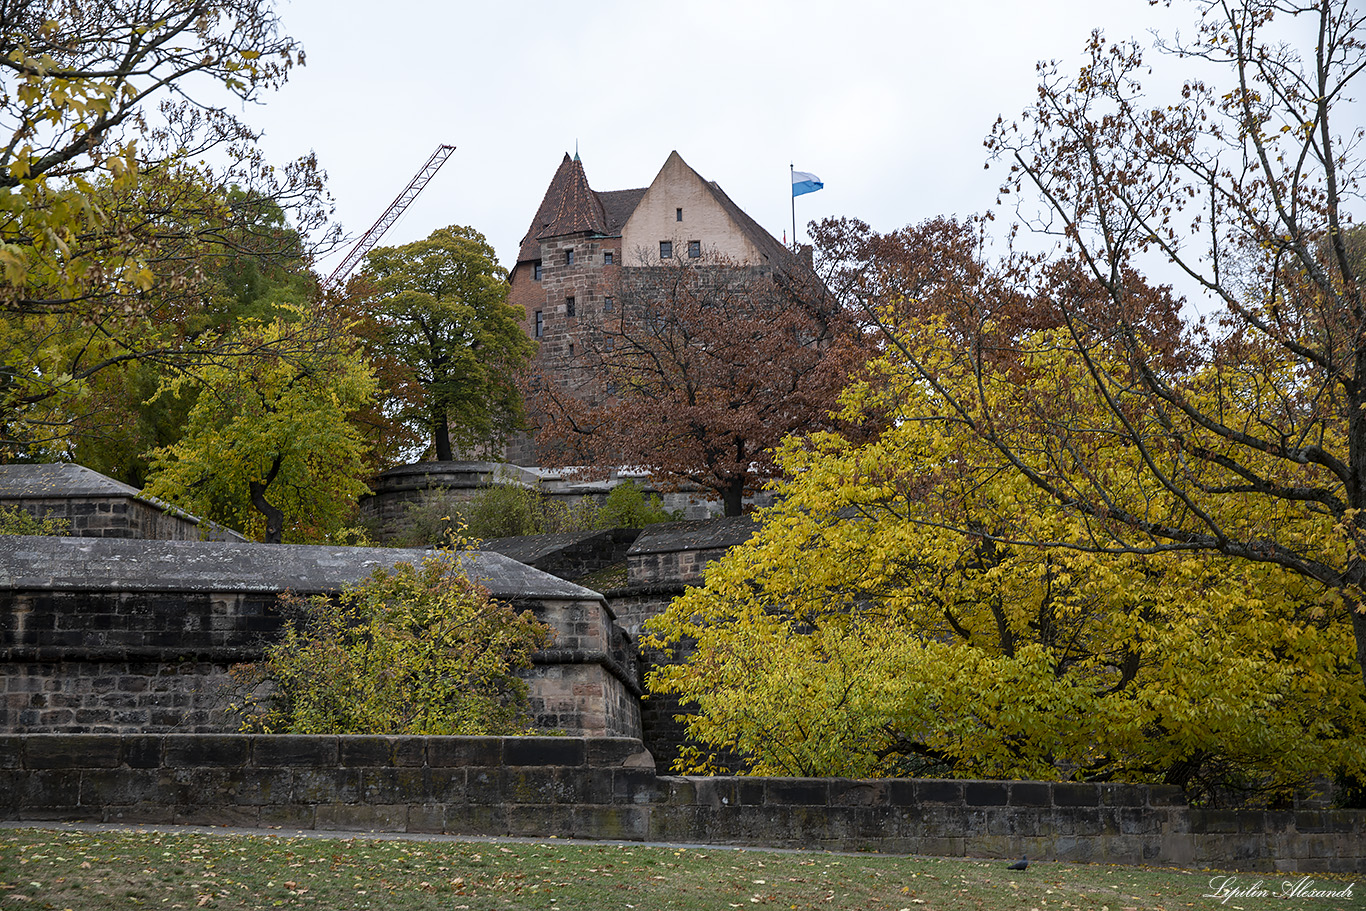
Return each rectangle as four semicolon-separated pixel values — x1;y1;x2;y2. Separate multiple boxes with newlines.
483;529;640;583
2;734;1362;873
0;539;642;739
0;463;243;542
627;516;757;586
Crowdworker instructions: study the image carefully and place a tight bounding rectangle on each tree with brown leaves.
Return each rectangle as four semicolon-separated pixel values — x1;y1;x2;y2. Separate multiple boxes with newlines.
529;256;862;516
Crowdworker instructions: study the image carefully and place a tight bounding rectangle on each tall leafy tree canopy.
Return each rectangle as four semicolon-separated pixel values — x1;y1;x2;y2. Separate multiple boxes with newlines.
0;0;335;457
809;0;1366;694
646;309;1366;802
352;226;536;464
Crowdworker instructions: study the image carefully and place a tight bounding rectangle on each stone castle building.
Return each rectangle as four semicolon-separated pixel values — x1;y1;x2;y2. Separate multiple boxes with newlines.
505;151;818;465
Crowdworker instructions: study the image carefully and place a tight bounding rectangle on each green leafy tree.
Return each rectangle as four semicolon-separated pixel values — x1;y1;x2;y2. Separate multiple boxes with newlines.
352;226;537;463
142;316;375;543
234;552;553;735
67;191;318;487
599;480;674;529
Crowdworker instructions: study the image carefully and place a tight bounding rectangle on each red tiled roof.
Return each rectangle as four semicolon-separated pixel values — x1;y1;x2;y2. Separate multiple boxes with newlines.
517;155;645;264
598;188;647;236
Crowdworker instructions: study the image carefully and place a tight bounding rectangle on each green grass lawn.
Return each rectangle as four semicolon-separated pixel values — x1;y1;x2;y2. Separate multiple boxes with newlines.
0;827;1359;910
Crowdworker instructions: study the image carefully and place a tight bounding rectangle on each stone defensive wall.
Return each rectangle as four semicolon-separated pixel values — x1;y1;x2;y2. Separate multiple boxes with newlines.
0;537;641;739
1;734;1362;873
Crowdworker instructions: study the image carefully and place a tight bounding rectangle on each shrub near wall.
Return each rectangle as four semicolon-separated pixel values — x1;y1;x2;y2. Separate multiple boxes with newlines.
1;734;1362;873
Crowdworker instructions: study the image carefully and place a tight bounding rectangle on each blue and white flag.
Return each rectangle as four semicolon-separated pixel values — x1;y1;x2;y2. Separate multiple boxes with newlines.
791;170;824;197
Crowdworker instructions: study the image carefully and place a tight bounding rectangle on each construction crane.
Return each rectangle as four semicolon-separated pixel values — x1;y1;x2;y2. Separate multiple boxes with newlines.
323;143;457;289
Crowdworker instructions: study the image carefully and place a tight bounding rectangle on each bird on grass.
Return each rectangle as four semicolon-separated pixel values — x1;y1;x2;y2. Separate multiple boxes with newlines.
1007;855;1029;871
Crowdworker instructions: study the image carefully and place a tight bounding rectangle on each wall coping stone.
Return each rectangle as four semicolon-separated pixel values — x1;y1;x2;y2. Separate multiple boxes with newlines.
0;537;604;601
628;516;757;556
483;529;641;567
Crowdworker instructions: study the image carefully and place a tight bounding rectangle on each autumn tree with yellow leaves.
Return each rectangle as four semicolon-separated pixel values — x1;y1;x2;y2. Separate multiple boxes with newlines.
0;0;336;456
142;316;375;544
646;313;1366;802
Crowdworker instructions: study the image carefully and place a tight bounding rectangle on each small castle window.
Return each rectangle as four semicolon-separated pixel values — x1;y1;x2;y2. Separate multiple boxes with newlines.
660;240;673;259
676;208;683;222
533;261;542;281
534;311;543;339
604;296;613;312
565;249;575;265
688;240;701;259
569;342;575;358
603;251;614;265
566;296;576;317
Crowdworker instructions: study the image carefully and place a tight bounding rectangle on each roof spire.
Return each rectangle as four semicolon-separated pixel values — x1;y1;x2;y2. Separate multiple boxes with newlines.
574;139;580;162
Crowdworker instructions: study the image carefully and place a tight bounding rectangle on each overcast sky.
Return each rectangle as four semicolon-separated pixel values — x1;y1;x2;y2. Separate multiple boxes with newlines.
240;0;1305;278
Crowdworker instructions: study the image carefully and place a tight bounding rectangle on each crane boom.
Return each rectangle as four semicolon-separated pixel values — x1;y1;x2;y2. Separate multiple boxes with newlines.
324;143;457;288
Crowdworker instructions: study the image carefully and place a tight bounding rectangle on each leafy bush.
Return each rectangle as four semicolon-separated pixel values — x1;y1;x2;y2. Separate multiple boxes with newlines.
386;491;470;548
392;480;677;546
599;481;674;528
464;482;547;538
232;551;553;735
0;506;68;536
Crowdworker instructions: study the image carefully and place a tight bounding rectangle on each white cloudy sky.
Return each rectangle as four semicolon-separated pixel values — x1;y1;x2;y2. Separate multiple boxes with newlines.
236;0;1296;277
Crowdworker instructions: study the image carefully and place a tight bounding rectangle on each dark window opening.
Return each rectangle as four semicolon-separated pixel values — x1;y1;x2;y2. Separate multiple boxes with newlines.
676;207;683;222
566;296;576;317
568;342;575;357
534;311;543;339
603;251;614;265
565;249;574;265
533;261;542;281
604;296;613;311
660;240;673;259
688;240;701;258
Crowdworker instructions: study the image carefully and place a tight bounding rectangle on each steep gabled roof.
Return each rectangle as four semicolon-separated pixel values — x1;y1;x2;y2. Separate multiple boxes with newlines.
518;154;642;264
516;151;809;284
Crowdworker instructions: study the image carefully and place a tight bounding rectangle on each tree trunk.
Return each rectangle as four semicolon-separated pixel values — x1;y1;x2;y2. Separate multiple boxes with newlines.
248;454;285;544
1343;560;1366;694
721;478;745;517
433;409;453;462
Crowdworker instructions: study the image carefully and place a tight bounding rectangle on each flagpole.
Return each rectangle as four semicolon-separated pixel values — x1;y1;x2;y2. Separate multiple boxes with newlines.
790;163;796;250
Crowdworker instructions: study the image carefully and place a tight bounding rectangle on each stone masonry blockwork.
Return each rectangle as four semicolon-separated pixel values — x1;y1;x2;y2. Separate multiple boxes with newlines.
0;538;643;739
1;734;1362;874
